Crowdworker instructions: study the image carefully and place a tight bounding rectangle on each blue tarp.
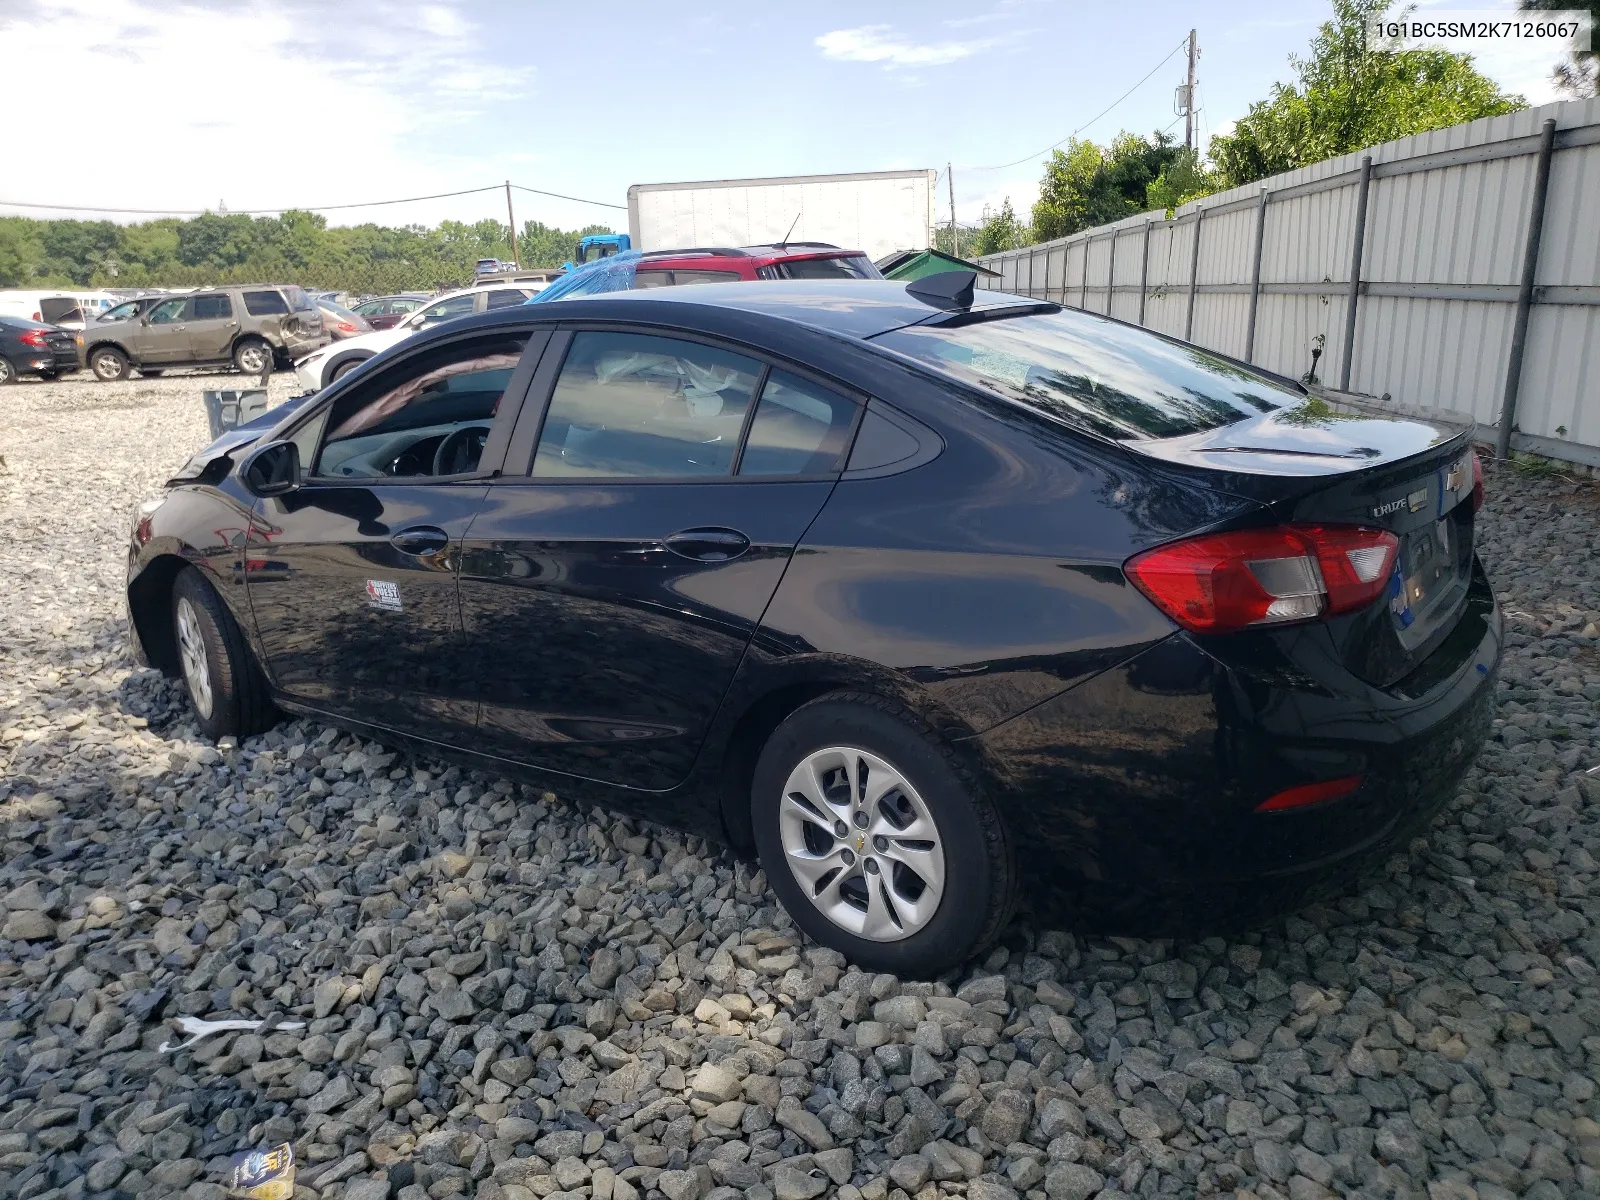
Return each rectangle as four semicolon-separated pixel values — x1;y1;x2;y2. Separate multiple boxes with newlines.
526;251;641;304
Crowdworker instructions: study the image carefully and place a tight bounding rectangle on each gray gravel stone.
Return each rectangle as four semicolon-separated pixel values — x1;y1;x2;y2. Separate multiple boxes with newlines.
2;380;1599;1199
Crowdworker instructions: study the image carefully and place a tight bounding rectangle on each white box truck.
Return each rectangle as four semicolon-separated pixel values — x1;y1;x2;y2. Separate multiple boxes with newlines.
627;170;937;262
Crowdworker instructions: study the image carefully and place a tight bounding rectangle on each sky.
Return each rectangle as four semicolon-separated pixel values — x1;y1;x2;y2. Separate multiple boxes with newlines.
0;0;1572;235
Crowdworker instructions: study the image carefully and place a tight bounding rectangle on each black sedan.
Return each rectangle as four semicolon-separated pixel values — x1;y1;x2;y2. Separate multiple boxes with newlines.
125;275;1501;974
0;316;79;383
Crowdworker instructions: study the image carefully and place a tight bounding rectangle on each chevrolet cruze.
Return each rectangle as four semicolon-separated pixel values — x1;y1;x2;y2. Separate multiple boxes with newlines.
126;275;1500;974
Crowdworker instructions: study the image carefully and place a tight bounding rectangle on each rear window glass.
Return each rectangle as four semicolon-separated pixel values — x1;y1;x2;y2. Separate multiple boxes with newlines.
771;255;881;280
873;309;1296;441
284;286;316;311
243;290;290;316
193;294;233;319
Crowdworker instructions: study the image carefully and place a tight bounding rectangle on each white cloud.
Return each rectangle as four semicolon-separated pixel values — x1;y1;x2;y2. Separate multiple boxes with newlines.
816;24;990;68
0;0;540;226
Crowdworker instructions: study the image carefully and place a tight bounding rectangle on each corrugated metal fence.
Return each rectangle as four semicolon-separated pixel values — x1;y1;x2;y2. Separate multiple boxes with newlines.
975;99;1600;468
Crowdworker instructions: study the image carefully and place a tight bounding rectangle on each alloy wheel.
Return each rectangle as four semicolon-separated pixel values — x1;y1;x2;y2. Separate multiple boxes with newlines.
777;745;946;942
237;344;269;374
0;359;12;384
92;353;122;380
175;597;214;720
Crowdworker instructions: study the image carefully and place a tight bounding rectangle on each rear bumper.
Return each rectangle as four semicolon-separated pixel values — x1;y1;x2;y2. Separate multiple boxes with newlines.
978;556;1502;930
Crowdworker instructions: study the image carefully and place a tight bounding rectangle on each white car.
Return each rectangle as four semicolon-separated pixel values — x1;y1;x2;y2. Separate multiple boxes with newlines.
293;282;541;391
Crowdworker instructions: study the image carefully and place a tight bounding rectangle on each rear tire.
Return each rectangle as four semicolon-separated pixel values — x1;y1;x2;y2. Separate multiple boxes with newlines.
90;346;130;381
0;357;15;385
233;338;272;375
751;692;1017;976
171;567;278;740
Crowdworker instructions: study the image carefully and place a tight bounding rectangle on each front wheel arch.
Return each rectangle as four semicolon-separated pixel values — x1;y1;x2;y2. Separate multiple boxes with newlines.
127;553;192;676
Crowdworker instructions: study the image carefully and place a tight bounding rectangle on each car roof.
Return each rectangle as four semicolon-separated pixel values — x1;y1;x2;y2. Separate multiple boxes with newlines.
445;279;1045;341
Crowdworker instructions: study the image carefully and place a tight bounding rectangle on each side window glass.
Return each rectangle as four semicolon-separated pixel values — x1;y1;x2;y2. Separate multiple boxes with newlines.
738;371;857;476
673;270;742;285
148;298;188;324
531;332;761;479
313;334;528;480
243;290;290;316
486;289;528;309
419;295;475;325
632;270;674;289
193;294;233;320
287;405;330;472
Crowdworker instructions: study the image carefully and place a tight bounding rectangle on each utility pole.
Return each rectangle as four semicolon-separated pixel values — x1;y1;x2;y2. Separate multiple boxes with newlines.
505;181;519;267
947;163;958;258
1183;29;1198;152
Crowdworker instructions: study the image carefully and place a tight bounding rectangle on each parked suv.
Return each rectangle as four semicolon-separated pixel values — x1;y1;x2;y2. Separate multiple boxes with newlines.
631;243;882;286
82;284;328;381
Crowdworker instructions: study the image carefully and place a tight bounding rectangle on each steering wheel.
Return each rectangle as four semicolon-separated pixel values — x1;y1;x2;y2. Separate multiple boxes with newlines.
433;425;492;477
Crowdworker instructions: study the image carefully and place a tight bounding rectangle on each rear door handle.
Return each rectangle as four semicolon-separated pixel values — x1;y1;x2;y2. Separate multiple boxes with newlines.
391;526;450;555
664;527;750;562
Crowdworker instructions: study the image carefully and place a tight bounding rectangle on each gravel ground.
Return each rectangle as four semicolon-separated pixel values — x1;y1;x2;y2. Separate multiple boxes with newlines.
2;372;1600;1200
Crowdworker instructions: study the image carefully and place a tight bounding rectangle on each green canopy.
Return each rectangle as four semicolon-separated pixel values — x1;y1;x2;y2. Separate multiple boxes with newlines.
875;248;1001;282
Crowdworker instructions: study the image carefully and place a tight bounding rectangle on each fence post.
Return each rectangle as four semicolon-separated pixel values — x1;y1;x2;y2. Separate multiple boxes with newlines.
1339;155;1374;392
1080;236;1090;310
1138;219;1152;326
1244;186;1270;363
1185;209;1203;341
1106;229;1118;316
1498;117;1557;460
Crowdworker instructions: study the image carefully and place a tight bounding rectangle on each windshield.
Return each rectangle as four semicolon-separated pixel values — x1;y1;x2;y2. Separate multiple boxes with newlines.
873;308;1298;442
101;301;141;322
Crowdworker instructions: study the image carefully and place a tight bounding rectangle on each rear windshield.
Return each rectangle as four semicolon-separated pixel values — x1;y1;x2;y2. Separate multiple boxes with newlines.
284;286;316;311
771;255;881;280
873;308;1297;441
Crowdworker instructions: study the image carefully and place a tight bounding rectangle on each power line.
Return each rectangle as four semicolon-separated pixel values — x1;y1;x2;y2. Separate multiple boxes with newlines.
510;184;626;211
962;36;1189;171
0;181;626;218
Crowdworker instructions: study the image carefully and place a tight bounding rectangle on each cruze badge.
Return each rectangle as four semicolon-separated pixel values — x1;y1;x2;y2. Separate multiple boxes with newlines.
365;579;402;611
1371;487;1429;518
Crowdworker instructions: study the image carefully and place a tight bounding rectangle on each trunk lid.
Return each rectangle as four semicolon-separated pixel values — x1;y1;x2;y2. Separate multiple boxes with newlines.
1131;398;1479;688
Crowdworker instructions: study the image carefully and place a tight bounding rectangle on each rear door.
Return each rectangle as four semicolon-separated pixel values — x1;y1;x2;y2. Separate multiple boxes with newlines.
456;327;862;789
139;297;192;363
246;328;544;741
184;292;239;361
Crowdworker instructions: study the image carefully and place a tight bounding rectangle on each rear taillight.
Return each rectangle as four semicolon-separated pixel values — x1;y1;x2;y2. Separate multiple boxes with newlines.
18;329;48;348
1126;524;1399;635
337;321;357;334
1256;774;1364;812
1471;450;1484;513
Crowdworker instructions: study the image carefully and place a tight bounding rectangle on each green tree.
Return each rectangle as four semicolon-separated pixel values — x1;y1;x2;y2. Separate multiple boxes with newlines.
1210;0;1525;189
970;199;1030;255
1519;0;1597;96
1031;131;1181;241
1145;148;1218;214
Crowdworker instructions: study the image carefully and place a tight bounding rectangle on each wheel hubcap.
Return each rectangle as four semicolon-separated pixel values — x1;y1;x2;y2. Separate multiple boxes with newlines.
240;346;267;372
175;597;214;720
777;746;946;942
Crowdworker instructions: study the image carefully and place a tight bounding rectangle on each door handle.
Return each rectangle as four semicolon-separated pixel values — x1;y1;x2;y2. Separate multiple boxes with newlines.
664;527;750;562
390;526;450;555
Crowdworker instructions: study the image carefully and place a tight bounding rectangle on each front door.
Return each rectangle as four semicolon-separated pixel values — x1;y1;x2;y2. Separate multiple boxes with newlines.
457;328;861;789
139;297;192;363
184;292;240;362
246;328;542;743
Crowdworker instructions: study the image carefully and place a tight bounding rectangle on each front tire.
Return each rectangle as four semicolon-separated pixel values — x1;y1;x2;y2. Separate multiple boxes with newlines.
90;346;131;381
171;567;278;740
330;357;364;383
751;693;1017;976
233;338;272;375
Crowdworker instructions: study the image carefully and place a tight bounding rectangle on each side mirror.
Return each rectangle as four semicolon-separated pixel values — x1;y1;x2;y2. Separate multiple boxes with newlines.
240;440;301;497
